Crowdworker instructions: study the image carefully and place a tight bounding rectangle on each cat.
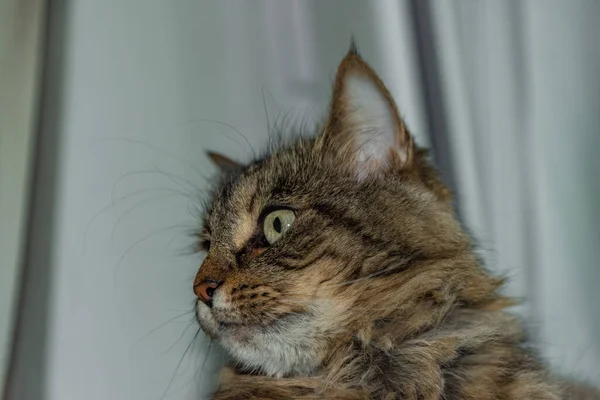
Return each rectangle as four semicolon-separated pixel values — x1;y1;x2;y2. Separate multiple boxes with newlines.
192;45;600;399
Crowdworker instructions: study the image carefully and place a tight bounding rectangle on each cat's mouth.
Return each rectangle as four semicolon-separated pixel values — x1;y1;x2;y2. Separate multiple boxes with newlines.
196;299;324;376
195;299;293;339
195;299;226;338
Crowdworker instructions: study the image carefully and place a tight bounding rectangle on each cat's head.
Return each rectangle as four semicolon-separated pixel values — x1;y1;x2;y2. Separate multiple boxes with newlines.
194;48;506;378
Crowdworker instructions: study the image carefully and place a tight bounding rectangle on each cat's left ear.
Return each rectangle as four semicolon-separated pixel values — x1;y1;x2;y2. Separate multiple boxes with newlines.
206;151;242;174
319;46;414;177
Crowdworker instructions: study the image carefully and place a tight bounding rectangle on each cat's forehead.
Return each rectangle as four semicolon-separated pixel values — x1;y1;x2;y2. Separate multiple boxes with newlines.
208;173;261;248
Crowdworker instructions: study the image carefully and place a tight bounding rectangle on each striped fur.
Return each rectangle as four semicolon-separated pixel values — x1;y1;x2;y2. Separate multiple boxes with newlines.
193;48;599;399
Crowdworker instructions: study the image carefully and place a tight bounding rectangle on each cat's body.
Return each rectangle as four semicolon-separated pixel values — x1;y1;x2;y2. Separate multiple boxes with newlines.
193;47;599;399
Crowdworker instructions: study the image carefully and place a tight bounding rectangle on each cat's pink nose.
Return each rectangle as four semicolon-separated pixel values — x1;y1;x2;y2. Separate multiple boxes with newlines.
194;279;221;304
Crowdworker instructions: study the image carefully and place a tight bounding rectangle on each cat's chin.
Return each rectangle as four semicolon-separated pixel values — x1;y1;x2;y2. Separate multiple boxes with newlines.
195;300;324;377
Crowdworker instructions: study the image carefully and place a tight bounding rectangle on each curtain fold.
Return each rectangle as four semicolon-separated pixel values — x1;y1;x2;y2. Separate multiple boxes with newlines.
426;0;600;380
0;0;47;395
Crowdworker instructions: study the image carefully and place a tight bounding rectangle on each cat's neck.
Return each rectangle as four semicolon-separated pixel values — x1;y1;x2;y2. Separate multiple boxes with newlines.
320;307;532;394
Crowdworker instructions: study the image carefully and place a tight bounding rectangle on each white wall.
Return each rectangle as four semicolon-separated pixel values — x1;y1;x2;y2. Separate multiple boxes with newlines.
7;1;424;399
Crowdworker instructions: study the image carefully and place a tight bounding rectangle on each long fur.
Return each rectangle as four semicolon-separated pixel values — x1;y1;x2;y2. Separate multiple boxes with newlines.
193;49;599;399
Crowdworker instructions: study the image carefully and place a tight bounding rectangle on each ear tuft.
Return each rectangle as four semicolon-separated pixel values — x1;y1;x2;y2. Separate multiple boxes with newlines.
206;151;242;174
348;36;359;56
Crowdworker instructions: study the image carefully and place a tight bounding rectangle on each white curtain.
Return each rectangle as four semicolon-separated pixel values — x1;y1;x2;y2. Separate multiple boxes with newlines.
429;0;600;380
6;1;599;399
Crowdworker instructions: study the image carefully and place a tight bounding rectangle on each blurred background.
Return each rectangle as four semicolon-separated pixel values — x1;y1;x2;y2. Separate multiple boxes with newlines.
1;1;599;399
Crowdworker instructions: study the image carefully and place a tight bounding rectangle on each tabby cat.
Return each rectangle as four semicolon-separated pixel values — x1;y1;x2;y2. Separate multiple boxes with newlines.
193;46;599;399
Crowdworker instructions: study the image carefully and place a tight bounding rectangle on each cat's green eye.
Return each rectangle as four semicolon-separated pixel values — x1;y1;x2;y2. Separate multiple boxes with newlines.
263;209;295;245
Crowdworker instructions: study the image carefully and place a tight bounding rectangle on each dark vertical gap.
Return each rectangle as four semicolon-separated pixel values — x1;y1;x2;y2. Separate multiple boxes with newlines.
4;0;70;399
508;1;540;338
408;0;464;220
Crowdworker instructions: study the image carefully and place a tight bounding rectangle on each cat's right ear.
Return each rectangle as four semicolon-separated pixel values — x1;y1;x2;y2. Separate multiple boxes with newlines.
318;44;414;179
206;151;242;174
